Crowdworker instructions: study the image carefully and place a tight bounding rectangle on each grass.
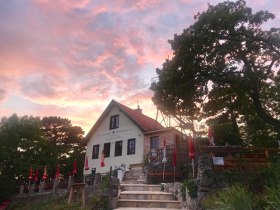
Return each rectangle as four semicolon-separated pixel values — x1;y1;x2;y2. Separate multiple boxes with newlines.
8;195;92;210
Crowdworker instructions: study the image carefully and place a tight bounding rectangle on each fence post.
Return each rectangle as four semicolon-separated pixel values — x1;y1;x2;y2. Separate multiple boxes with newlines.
109;166;112;182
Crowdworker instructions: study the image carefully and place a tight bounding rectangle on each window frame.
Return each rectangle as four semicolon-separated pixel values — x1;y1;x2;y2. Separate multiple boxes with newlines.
110;114;119;130
127;138;136;155
92;144;99;159
150;136;159;150
115;140;123;156
103;142;111;158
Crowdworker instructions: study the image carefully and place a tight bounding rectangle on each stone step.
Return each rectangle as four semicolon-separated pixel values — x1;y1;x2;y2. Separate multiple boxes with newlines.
120;191;176;200
123;174;142;178
118;199;181;209
123;175;144;181
120;184;161;192
129;167;143;171
121;179;145;184
129;163;143;168
123;177;143;181
124;171;143;175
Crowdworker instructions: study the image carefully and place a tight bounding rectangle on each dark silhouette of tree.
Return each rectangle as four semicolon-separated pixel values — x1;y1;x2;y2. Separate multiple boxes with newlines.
151;0;280;143
0;115;85;202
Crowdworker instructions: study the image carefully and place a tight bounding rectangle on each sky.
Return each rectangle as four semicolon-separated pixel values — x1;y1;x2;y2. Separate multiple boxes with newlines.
0;0;279;134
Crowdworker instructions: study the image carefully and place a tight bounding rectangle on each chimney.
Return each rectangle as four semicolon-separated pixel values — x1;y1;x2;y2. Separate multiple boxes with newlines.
135;105;142;114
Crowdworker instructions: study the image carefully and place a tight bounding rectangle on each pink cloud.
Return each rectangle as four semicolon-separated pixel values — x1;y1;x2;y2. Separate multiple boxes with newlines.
1;0;279;134
34;0;90;11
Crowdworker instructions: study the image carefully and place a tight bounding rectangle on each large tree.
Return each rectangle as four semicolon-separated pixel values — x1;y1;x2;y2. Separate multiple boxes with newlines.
0;115;85;201
41;116;85;177
0;114;46;202
151;0;280;139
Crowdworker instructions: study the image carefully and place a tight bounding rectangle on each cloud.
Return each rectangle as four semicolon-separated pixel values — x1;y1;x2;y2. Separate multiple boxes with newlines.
0;0;279;133
0;89;7;102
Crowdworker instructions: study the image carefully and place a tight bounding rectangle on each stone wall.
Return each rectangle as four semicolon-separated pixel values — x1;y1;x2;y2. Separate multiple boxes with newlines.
196;155;214;197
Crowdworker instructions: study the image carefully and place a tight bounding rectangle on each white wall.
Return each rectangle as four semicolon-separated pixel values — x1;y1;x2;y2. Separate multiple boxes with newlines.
84;106;144;174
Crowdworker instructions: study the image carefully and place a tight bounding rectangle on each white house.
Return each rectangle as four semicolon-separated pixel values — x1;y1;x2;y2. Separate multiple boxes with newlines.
84;100;183;175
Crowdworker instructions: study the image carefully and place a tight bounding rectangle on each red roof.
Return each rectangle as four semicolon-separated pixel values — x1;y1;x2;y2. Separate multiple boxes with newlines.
85;100;165;142
117;101;164;132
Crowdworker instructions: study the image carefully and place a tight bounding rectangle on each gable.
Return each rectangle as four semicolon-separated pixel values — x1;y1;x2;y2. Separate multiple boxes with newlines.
85;100;164;143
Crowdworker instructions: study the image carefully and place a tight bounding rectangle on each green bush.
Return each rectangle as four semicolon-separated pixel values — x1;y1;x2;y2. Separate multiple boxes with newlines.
92;195;112;210
265;187;280;210
180;181;187;201
101;174;110;189
263;164;280;189
202;185;254;210
181;179;198;199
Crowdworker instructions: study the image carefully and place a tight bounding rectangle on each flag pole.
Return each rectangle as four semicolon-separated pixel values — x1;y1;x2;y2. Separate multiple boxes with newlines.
173;166;175;183
163;163;165;181
162;137;167;182
192;159;195;178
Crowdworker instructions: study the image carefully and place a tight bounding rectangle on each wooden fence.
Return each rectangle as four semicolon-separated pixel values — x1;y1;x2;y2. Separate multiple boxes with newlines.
145;145;280;181
198;146;280;173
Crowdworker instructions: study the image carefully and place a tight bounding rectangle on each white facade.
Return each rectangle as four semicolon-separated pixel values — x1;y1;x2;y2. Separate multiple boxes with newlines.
85;106;144;174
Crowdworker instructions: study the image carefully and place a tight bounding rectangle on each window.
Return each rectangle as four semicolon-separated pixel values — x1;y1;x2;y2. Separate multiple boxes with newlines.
92;144;99;159
115;140;123;156
127;138;136;155
150;136;159;150
104;143;111;158
110;115;119;129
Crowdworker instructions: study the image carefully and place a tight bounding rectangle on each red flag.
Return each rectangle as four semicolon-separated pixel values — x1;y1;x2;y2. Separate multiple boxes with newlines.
73;159;77;175
188;135;195;160
100;150;105;167
55;164;60;178
28;167;33;180
84;156;89;170
42;166;48;180
172;149;177;167
34;168;39;182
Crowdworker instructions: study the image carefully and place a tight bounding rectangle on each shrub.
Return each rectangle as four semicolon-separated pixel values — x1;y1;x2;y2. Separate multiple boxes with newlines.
263;163;280;189
181;179;198;200
265;187;280;210
202;185;253;210
180;181;187;201
101;174;110;189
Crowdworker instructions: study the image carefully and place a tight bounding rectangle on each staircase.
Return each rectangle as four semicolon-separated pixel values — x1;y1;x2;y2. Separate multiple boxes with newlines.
117;165;181;209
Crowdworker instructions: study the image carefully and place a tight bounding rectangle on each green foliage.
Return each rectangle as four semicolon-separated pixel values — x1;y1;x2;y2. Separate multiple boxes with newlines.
269;154;280;165
92;195;111;210
101;174;110;189
181;179;198;199
205;164;280;209
202;185;254;210
186;180;198;199
180;181;187;201
0;114;85;201
151;0;280;143
41;116;85;178
142;155;149;167
9;195;91;210
265;187;280;210
262;164;280;190
0;114;44;202
0;172;16;202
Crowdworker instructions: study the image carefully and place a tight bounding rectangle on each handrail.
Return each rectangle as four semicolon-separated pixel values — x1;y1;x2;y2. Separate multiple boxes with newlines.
198;146;280;158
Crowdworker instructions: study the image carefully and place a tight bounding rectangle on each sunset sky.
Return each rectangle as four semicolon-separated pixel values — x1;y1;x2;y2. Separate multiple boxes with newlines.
0;0;279;134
